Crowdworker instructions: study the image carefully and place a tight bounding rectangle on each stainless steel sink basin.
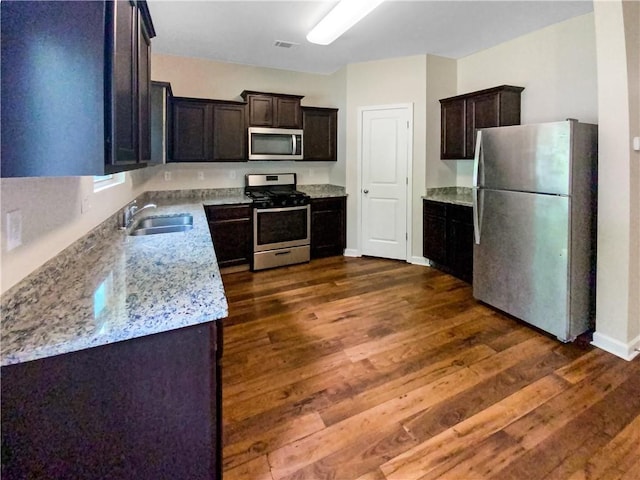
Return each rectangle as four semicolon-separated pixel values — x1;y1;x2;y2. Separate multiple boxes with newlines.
129;214;194;236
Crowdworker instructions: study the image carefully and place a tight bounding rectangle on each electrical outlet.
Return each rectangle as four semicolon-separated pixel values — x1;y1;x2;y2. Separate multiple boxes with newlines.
6;209;22;251
197;171;205;181
164;171;172;181
81;196;91;214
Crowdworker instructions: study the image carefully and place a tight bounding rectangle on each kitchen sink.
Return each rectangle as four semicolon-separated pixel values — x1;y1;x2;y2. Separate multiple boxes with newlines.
129;214;194;236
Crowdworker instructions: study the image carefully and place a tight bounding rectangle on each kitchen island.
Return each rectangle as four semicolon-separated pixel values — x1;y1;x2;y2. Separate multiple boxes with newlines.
0;192;242;479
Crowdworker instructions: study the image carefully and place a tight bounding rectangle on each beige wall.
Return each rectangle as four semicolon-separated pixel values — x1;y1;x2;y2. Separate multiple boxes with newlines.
345;55;427;261
0;168;155;294
425;55;458;188
592;0;640;359
455;13;598;186
623;0;640;351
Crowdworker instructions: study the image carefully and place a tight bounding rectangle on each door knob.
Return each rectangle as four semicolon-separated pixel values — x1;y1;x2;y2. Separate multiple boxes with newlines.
363;189;369;194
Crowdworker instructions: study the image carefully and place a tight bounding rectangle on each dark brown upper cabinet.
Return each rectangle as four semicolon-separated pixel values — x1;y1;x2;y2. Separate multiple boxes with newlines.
241;91;304;129
170;97;246;162
439;85;524;160
302;107;338;162
150;81;173;164
171;98;214;162
137;9;152;163
212;102;247;162
1;0;155;177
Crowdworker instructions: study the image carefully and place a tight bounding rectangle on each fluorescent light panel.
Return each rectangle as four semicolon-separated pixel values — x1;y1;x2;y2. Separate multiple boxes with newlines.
307;0;385;46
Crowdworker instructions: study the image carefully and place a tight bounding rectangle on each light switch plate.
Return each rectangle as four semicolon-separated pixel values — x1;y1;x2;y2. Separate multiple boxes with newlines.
633;136;640;152
6;209;22;251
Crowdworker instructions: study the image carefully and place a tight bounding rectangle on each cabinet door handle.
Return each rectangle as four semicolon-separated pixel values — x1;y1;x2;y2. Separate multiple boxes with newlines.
363;189;369;194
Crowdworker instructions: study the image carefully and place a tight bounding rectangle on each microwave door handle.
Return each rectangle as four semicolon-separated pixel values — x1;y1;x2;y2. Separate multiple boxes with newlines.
292;135;297;155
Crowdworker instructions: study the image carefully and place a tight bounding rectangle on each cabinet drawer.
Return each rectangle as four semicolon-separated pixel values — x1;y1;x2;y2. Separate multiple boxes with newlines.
423;199;447;218
205;204;251;221
311;197;345;212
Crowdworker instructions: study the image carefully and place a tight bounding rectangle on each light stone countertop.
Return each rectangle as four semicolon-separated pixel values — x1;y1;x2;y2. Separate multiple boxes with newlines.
1;198;228;367
298;184;347;198
423;187;473;207
0;185;347;367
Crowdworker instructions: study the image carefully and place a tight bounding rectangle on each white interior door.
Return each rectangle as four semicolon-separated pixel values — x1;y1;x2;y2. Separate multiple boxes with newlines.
360;105;411;260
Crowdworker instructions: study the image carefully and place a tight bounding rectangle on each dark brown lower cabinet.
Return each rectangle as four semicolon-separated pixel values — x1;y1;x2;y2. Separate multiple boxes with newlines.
1;322;222;480
205;204;253;268
311;197;346;258
422;200;448;265
423;199;473;283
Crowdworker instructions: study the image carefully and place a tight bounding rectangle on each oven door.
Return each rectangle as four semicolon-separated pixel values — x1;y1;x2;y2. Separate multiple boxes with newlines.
254;205;310;252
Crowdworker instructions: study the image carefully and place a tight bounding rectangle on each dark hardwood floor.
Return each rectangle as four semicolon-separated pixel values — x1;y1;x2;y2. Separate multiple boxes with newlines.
220;256;640;480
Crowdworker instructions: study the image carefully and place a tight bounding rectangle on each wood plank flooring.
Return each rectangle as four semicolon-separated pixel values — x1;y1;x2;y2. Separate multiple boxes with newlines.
220;256;640;480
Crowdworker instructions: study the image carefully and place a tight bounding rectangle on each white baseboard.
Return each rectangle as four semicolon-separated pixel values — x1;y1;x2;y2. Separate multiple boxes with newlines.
343;252;431;266
410;256;430;266
591;331;640;361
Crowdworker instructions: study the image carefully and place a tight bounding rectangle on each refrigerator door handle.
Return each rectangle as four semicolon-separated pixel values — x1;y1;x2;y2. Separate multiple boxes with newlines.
473;187;481;244
472;130;482;188
473;131;483;245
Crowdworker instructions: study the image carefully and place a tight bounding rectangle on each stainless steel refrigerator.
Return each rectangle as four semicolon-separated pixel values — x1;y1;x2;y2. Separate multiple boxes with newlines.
472;120;597;341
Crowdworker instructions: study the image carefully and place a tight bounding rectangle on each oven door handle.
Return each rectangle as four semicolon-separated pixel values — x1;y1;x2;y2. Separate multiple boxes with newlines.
255;205;309;214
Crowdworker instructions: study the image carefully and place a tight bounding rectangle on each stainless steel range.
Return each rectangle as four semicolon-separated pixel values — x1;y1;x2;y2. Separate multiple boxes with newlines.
245;173;311;271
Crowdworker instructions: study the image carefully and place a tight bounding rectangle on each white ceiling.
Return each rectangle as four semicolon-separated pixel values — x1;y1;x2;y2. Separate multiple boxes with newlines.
147;0;593;75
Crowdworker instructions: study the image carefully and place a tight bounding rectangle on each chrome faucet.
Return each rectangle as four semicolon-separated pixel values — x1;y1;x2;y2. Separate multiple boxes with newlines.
121;200;157;228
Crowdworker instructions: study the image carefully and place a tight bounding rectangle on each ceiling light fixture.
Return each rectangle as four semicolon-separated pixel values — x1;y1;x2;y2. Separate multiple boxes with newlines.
306;0;385;46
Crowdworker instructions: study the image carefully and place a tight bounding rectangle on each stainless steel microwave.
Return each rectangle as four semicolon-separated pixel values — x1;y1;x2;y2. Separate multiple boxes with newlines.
248;127;303;160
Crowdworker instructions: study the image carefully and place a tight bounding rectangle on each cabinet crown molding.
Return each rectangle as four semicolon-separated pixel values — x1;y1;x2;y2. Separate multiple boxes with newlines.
439;85;525;103
240;90;305;100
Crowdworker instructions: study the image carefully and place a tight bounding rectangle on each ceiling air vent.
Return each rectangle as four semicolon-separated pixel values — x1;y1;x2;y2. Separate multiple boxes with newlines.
274;40;299;49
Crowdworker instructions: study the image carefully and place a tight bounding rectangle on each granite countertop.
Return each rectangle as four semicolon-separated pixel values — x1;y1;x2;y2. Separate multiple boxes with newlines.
139;185;347;202
1;196;229;367
0;184;347;367
298;184;347;198
423;187;473;207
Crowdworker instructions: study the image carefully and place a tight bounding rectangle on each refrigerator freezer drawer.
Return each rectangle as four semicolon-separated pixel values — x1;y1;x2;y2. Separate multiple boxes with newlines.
479;122;572;195
473;189;576;340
